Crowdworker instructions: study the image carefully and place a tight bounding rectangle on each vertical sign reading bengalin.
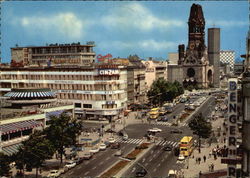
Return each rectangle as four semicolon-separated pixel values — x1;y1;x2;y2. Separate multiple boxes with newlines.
227;78;238;177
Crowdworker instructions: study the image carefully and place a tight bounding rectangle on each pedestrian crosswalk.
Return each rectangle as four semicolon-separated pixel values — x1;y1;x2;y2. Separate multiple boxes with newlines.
155;140;179;147
146;122;172;126
116;137;144;145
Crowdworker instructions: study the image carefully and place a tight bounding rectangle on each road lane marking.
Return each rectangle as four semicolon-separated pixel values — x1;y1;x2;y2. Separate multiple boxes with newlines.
153;168;157;172
142;158;145;163
92;166;96;170
145;163;148;166
84;171;89;175
151;150;154;154
132;167;136;173
99;161;104;165
105;157;110;161
92;157;96;160
157;163;160;167
149;158;153;162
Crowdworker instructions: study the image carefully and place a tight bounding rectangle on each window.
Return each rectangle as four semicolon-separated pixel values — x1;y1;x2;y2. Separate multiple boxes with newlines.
83;104;92;108
75;103;81;108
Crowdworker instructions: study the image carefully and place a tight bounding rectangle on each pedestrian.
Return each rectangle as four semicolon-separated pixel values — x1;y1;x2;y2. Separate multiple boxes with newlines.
199;171;202;177
211;163;214;172
209;151;212;158
224;137;226;143
198;157;201;164
209;164;211;172
203;155;206;162
196;157;198;164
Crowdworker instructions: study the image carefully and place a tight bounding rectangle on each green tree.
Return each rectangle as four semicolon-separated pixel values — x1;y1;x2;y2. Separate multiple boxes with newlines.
44;112;82;164
14;130;54;178
0;152;11;177
147;78;184;106
188;113;212;152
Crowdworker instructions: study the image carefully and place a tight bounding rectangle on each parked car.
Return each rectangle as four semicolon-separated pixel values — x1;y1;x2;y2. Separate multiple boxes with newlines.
114;149;122;156
74;157;84;165
82;152;92;160
111;142;121;149
170;129;183;134
90;146;100;154
47;170;61;178
64;161;76;169
136;168;147;177
118;130;127;136
99;143;107;151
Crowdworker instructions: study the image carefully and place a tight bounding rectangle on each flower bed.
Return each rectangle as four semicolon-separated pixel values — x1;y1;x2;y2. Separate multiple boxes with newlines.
135;142;150;149
125;148;142;160
100;160;129;178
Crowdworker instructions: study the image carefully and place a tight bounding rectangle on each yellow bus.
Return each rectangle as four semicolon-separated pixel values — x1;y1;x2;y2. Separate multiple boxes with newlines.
149;108;159;119
179;136;194;157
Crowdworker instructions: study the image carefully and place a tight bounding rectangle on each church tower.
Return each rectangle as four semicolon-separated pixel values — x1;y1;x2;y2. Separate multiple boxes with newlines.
179;3;213;88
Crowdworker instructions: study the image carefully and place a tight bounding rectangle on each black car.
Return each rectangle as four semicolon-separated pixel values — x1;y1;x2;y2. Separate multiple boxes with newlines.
136;169;147;177
111;142;121;149
157;116;168;122
117;130;127;136
163;145;172;151
105;128;116;133
170;129;183;134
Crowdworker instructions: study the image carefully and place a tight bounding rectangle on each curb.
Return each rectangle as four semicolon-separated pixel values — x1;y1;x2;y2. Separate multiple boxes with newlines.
115;143;155;177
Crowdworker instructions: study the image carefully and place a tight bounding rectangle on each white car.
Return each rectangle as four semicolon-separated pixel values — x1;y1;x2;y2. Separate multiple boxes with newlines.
108;137;116;143
114;149;122;156
178;155;185;161
64;161;76;169
123;134;129;140
47;170;61;177
90;146;100;154
148;128;162;133
99;143;107;151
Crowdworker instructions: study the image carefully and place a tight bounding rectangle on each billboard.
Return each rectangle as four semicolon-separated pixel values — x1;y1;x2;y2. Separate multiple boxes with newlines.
227;78;238;177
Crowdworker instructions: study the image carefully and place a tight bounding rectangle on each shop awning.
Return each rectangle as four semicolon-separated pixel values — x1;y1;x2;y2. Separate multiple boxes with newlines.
2;143;22;156
0;120;43;135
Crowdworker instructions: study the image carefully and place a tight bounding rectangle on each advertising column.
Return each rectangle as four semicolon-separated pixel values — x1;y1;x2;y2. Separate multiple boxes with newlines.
227;78;238;177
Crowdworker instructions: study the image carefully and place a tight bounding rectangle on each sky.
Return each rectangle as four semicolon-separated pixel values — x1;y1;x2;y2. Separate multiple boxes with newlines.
1;1;249;63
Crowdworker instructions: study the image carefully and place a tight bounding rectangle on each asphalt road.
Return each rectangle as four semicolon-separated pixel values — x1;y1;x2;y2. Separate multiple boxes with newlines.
122;95;215;177
62;142;135;177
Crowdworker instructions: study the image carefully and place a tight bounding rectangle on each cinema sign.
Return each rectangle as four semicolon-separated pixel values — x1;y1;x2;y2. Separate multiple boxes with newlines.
227;78;238;177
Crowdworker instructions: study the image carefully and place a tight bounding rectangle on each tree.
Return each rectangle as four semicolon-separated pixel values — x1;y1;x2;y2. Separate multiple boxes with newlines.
14;130;54;178
44;112;82;164
0;152;11;177
147;78;184;106
188;113;212;152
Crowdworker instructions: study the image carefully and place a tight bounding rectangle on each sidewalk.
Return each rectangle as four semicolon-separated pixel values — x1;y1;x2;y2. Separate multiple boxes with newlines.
181;111;227;178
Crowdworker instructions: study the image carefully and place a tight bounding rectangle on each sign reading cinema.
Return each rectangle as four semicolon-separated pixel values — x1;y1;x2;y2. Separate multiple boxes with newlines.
227;78;238;177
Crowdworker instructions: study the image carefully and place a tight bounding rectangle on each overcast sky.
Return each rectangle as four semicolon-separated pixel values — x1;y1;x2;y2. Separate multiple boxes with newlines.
1;1;248;63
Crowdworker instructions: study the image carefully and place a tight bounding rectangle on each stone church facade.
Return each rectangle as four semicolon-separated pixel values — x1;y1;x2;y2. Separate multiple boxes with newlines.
168;4;215;88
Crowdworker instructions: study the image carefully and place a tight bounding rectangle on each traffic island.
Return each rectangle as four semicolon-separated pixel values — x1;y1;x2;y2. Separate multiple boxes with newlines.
100;142;151;177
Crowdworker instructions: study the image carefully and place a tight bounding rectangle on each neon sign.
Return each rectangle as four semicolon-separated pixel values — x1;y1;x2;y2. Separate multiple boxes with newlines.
97;54;112;62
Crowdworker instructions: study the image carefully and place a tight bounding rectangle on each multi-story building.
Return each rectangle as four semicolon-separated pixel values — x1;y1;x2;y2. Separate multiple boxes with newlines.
220;50;235;71
11;42;96;67
0;64;127;121
142;59;168;91
112;57;146;106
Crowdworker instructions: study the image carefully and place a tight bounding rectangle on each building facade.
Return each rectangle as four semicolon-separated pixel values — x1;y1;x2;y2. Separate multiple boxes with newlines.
220;50;235;71
11;42;96;67
175;3;214;88
168;52;179;65
0;64;127;120
142;59;168;91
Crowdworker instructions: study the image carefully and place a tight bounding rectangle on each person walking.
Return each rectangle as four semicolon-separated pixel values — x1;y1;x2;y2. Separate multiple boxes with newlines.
211;163;214;172
198;157;201;164
203;155;206;162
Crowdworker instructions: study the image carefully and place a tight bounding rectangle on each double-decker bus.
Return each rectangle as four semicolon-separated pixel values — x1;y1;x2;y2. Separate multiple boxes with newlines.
179;136;194;157
149;108;159;119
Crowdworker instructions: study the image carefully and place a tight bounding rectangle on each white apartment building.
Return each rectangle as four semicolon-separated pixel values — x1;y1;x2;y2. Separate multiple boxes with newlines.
0;64;127;120
220;50;235;71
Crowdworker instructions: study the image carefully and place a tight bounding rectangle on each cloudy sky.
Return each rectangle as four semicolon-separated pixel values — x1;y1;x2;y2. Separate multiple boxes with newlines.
1;1;248;63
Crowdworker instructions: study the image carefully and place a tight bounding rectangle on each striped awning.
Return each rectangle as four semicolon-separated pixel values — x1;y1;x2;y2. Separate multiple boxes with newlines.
4;91;55;99
2;143;22;156
0;120;43;135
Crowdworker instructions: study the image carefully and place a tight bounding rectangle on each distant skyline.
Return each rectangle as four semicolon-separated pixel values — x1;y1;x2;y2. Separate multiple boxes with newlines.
1;1;249;63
